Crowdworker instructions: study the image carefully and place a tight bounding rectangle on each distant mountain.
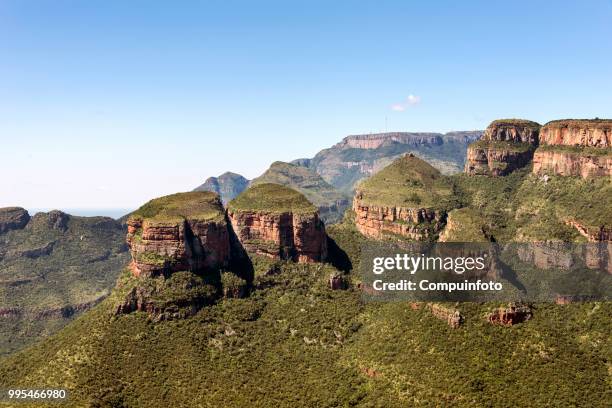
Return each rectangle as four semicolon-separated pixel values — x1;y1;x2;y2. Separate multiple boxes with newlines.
0;208;129;355
250;161;350;223
293;130;482;193
193;172;249;204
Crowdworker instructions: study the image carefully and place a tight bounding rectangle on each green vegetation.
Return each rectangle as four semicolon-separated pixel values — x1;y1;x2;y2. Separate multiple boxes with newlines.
130;191;225;223
228;183;317;214
488;118;541;129
440;208;487;242
544;118;612;128
356;154;458;210
0;213;129;355
251;161;350;223
451;169;612;242
536;144;612;157
471;139;534;152
1;250;610;407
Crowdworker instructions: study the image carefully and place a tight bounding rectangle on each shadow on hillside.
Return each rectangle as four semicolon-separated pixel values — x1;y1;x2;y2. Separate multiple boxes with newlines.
326;236;352;273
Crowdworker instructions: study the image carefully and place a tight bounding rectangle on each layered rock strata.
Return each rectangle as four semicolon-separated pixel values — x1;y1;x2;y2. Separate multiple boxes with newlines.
532;119;612;178
465;119;541;176
126;192;231;278
227;184;327;263
486;303;532;326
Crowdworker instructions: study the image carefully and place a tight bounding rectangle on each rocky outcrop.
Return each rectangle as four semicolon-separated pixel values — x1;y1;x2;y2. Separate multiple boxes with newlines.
486;303;532;326
465;119;540;176
532;120;612;179
228;210;327;263
227;184;327;263
353;196;446;241
126;192;231;278
426;303;463;328
0;207;30;234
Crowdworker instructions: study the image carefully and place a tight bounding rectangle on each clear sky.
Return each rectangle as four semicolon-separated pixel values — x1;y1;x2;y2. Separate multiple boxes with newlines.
1;0;611;212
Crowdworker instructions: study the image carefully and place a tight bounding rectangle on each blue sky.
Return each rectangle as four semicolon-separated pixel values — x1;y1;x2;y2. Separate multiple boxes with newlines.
1;0;611;211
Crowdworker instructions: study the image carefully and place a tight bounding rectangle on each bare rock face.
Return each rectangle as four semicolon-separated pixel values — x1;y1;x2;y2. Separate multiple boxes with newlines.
0;207;30;234
533;119;612;179
465;119;540;176
353;198;446;241
337;132;444;149
126;192;230;278
532;149;612;178
538;119;612;147
227;184;327;263
486;303;532;326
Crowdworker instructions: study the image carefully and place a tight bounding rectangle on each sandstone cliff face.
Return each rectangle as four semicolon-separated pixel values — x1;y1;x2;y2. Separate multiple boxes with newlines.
352;194;446;241
227;210;327;263
465;119;540;176
227;184;327;263
126;193;230;278
465;143;535;176
532;120;612;179
532;150;611;178
0;207;30;234
538;119;612;147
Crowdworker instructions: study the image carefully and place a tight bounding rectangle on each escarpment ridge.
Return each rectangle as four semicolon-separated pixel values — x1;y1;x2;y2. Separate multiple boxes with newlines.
533;119;612;179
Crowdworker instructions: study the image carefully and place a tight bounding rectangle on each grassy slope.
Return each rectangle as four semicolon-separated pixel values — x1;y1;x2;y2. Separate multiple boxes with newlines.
250;161;349;208
130;191;225;223
356;154;457;210
228;183;317;215
0;214;129;355
0;227;610;407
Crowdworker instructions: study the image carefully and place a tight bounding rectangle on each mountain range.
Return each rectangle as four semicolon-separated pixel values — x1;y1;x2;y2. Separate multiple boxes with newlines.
0;120;610;407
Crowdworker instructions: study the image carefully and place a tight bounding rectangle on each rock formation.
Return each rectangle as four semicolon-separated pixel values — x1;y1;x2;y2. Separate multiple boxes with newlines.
426;303;463;328
486;303;532;326
0;207;30;234
465;119;541;176
126;192;231;278
353;154;453;241
532;119;612;178
227;183;327;263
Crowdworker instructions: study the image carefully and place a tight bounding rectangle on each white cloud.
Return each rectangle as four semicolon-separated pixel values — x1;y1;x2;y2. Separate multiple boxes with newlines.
391;94;421;111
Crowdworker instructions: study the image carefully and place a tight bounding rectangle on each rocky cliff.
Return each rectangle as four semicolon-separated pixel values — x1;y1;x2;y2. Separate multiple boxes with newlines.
0;207;30;234
227;183;327;262
352;154;455;241
126;192;231;278
193;172;249;204
465;119;541;176
532;119;612;179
